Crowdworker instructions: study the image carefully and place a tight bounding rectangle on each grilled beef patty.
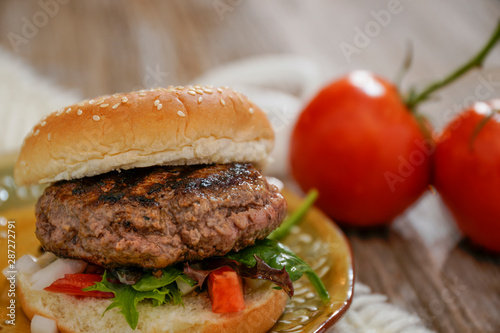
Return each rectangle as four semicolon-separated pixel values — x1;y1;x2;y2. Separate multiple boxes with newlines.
35;163;286;268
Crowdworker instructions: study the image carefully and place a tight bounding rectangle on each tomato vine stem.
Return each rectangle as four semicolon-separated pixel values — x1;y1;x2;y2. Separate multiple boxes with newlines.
469;108;500;151
406;20;500;111
394;41;414;91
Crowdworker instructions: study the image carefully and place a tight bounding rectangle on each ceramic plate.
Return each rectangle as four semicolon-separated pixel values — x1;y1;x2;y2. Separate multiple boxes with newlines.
0;154;354;332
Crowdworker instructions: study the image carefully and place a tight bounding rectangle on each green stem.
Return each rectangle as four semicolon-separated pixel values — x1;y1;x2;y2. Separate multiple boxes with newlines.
406;20;500;111
305;271;331;303
470;108;500;150
394;41;414;91
268;189;318;241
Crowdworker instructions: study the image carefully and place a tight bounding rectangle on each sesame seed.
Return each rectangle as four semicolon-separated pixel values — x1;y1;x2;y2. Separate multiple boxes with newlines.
112;103;120;109
93;115;100;121
96;100;104;105
56;109;63;116
187;91;196;96
154;99;160;106
89;99;95;104
41;121;46;126
198;96;203;103
122;97;128;103
157;104;163;110
138;92;146;96
217;88;223;93
193;85;202;89
204;89;213;94
177;111;186;117
249;108;254;114
175;86;184;90
66;108;72;114
196;89;203;94
220;98;226;106
100;104;109;108
34;129;40;136
48;133;51;141
77;109;83;115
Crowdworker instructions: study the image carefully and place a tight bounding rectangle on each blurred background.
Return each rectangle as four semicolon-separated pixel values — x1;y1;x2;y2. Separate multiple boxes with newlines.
0;1;499;332
1;0;500;147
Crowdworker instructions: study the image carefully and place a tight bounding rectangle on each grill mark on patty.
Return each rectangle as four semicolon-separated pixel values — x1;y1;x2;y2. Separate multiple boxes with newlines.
129;195;158;207
72;164;253;203
72;187;87;195
98;192;125;203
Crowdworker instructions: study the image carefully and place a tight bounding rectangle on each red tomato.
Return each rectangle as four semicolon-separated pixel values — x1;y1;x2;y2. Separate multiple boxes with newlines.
435;100;500;252
290;71;432;226
44;273;114;298
207;267;245;313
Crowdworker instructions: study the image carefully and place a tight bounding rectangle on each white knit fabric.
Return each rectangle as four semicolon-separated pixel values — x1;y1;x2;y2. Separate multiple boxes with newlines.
0;47;81;154
332;283;433;333
0;48;434;333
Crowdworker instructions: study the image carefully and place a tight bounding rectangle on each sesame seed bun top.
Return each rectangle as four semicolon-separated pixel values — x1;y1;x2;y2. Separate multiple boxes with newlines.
14;85;274;186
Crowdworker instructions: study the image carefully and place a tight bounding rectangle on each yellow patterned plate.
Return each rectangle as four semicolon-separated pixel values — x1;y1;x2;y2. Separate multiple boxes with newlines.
0;154;354;332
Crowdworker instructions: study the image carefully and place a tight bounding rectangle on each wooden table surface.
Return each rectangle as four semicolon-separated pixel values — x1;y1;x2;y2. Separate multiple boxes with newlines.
1;1;500;332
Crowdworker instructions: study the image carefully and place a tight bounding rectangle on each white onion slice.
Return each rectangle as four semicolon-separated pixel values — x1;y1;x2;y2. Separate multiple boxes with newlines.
244;278;267;290
3;255;39;279
2;252;60;279
17;255;40;275
176;279;196;296
8;254;40;278
35;252;58;268
1;267;9;279
31;314;58;333
29;258;87;290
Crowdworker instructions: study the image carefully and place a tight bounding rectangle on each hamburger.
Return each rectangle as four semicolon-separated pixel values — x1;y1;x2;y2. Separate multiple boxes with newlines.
14;85;328;333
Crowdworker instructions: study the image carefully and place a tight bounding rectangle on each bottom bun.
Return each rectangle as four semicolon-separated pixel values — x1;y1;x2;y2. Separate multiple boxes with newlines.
19;274;287;333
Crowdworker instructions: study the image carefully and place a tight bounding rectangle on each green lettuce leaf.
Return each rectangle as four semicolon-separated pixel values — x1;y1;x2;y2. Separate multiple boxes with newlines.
84;270;188;329
225;238;330;302
151;284;183;307
132;267;182;292
83;271;163;329
166;283;183;305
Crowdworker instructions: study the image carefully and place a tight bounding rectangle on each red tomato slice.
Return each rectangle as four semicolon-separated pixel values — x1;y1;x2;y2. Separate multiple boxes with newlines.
208;267;245;313
44;274;114;298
